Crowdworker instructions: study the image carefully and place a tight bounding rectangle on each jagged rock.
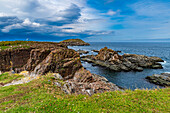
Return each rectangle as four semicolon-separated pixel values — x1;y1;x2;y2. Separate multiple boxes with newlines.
0;48;32;72
0;41;122;95
76;50;89;55
53;73;63;80
92;50;99;53
31;48;82;79
81;47;164;72
54;67;122;95
146;73;170;86
60;39;90;46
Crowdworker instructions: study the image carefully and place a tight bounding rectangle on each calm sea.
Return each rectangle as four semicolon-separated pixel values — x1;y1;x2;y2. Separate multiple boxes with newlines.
69;42;170;90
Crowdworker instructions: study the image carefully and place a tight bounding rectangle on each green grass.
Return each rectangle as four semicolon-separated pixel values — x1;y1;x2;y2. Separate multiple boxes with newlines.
0;41;32;46
0;73;169;113
0;72;24;84
0;41;32;50
0;46;10;50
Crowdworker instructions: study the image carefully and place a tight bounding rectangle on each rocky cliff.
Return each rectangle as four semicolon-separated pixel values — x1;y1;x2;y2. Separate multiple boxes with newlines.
0;41;121;95
0;48;32;72
81;47;164;72
60;39;90;46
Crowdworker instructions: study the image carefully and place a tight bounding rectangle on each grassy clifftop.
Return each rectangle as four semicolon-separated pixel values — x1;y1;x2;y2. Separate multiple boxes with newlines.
0;41;64;50
0;73;169;113
60;39;90;46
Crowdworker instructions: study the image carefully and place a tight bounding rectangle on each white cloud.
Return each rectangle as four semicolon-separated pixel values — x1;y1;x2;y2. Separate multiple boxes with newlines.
2;18;41;33
0;0;113;35
107;10;116;16
2;24;22;33
0;12;8;17
23;18;41;27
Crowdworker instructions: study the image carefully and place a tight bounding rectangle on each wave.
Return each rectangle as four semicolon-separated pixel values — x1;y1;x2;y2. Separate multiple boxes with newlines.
160;61;167;65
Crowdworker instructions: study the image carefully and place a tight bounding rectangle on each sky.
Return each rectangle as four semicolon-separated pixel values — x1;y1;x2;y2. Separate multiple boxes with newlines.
0;0;170;42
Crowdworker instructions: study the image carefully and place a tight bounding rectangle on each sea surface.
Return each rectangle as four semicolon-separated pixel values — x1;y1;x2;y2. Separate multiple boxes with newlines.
69;42;170;90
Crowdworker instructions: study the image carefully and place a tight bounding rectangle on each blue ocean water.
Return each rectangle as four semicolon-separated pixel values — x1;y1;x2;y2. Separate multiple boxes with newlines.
69;42;170;90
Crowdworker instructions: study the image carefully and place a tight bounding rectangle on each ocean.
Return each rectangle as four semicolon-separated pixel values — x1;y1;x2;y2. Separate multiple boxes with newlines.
69;42;170;90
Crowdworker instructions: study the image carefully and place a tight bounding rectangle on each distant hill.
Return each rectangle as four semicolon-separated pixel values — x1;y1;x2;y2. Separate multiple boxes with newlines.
60;39;90;46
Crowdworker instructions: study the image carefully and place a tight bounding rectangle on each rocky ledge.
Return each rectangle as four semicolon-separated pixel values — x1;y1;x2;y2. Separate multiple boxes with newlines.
77;49;89;55
146;73;170;87
81;47;164;72
60;39;90;46
0;41;121;95
54;67;122;95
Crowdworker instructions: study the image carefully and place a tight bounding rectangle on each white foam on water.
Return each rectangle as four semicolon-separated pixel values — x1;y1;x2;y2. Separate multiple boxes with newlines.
163;72;170;74
160;60;167;65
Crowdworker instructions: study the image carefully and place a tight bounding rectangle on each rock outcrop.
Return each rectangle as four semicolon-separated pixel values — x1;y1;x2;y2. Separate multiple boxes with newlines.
0;41;121;95
77;50;89;55
146;73;170;86
27;47;82;79
0;48;32;72
54;67;122;95
81;47;164;72
60;39;90;46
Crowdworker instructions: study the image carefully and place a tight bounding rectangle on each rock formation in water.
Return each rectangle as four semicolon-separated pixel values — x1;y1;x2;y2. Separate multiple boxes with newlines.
81;47;164;72
76;50;89;55
60;39;90;46
146;73;170;86
0;41;121;95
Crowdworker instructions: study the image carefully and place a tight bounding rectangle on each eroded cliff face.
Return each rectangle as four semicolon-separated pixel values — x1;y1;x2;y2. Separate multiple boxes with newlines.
0;43;121;95
0;48;32;72
0;44;84;79
26;47;82;79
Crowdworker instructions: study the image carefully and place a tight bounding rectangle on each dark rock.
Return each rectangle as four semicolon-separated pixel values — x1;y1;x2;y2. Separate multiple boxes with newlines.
77;50;89;55
82;47;164;72
146;73;170;86
92;50;99;53
0;41;121;95
56;67;122;95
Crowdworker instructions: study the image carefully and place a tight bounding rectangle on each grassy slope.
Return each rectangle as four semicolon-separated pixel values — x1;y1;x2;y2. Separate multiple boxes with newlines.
0;41;60;50
0;73;169;113
0;72;24;84
0;41;32;50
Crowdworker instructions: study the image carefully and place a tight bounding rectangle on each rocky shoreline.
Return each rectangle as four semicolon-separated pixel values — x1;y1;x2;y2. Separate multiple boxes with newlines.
0;39;168;95
81;47;164;72
146;73;170;87
0;40;121;95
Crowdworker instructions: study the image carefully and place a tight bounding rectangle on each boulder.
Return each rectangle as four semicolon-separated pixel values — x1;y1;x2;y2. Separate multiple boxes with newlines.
146;73;170;86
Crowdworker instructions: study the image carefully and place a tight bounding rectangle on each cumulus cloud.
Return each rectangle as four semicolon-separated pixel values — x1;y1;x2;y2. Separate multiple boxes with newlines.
0;0;114;39
2;18;41;33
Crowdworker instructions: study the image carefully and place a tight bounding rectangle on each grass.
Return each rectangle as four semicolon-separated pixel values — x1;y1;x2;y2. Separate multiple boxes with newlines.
0;41;32;50
60;39;86;43
0;72;24;84
0;41;61;50
0;73;169;113
0;41;32;46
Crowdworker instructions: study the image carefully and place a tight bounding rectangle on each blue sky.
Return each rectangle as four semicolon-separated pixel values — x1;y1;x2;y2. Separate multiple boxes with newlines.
0;0;170;41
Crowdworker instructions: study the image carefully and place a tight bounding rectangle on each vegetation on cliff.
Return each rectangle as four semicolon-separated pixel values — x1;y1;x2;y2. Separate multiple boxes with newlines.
0;41;63;50
60;39;90;46
0;73;169;113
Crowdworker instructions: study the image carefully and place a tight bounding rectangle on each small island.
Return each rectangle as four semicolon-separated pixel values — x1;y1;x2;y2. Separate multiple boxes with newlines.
60;39;90;46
